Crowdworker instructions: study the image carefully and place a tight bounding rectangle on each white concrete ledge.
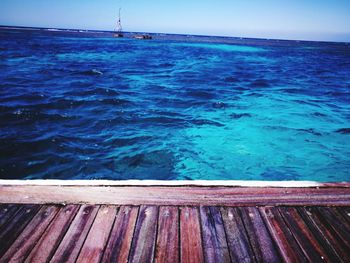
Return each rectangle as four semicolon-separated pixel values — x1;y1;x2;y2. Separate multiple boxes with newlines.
0;179;344;188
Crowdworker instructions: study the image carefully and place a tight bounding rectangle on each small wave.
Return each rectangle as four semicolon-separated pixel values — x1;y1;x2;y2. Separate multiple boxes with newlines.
230;113;252;119
335;128;350;134
78;69;103;76
296;128;322;136
191;119;224;127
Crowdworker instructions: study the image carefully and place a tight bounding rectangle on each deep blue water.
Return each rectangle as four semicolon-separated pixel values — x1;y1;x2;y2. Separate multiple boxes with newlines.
1;28;350;181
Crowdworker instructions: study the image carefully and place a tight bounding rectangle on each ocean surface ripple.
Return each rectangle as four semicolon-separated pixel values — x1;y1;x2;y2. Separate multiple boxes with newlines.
0;29;350;181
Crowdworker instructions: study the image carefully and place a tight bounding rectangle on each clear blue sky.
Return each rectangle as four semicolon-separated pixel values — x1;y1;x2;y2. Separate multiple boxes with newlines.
0;0;349;42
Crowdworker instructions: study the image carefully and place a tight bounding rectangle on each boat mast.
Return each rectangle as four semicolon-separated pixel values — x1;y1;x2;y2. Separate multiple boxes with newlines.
116;8;123;33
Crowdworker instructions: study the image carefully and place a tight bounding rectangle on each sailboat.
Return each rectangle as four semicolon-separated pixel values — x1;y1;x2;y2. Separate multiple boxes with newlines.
114;8;123;37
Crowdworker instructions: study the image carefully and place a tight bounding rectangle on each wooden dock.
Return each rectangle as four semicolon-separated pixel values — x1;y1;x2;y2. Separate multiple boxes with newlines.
0;185;349;262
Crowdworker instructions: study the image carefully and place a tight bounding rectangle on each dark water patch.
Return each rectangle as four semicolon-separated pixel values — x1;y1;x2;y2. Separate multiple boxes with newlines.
191;119;224;127
121;69;148;74
245;92;264;97
335;128;350;134
261;168;300;180
296;128;322;136
249;79;271;88
312;112;327;117
224;76;239;83
230;113;252;119
113;150;175;180
0;110;75;124
67;87;120;97
212;101;227;109
76;69;103;76
186;89;216;100
157;62;174;68
97;98;131;106
103;136;153;148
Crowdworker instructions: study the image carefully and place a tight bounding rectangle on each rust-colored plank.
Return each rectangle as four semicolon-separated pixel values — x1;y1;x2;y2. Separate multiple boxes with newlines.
128;205;158;263
0;205;20;229
25;205;80;263
279;207;333;262
259;207;306;263
180;206;204;263
317;207;350;249
1;185;350;206
200;206;230;263
50;205;99;263
1;205;59;262
76;205;117;263
298;207;350;262
0;205;40;257
220;207;255;263
240;207;281;263
101;206;139;263
155;206;179;263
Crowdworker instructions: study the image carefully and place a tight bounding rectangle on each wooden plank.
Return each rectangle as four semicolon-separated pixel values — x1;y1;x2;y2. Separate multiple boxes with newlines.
220;207;255;263
0;205;20;229
180;206;204;263
200;206;230;263
279;207;333;262
1;185;350;206
128;205;158;263
25;205;80;263
1;205;59;262
317;207;350;249
298;207;350;262
101;206;139;263
240;207;281;263
154;206;179;263
76;205;117;263
337;206;350;224
0;205;40;257
50;205;99;263
259;207;307;263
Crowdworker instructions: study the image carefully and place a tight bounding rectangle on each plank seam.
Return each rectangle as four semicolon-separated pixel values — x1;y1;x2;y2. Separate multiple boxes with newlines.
218;206;233;262
45;205;81;263
152;206;160;263
127;206;141;263
277;207;316;262
177;206;181;263
75;205;101;262
237;207;258;262
22;205;61;262
296;207;342;261
100;206;120;263
257;207;285;261
0;205;21;233
0;205;42;258
198;206;207;263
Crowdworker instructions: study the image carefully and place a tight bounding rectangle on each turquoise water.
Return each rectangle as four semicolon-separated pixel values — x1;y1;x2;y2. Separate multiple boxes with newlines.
0;28;350;181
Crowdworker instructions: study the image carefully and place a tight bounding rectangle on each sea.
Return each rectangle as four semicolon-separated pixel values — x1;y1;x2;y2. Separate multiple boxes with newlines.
0;27;349;181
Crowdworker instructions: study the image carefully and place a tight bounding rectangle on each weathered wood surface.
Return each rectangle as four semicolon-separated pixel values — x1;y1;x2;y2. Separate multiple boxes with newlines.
0;185;349;263
128;205;158;263
1;185;350;206
180;206;204;263
76;205;117;263
155;206;179;263
102;206;139;262
50;205;99;263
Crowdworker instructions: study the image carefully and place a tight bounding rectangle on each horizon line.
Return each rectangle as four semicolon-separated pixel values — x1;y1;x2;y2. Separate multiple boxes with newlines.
1;24;349;44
